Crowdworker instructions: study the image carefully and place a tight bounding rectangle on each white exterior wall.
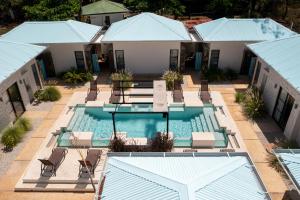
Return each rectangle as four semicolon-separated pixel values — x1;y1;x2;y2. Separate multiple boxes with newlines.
0;59;42;130
90;13;125;26
208;41;253;72
253;58;300;144
46;44;87;74
112;42;181;74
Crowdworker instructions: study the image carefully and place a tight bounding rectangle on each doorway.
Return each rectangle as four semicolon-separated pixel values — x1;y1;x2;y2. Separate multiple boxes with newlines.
37;52;56;78
23;78;34;103
272;87;295;129
240;50;256;75
7;83;25;118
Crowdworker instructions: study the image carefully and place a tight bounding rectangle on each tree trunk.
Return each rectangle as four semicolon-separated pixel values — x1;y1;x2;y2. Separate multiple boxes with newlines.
9;8;15;20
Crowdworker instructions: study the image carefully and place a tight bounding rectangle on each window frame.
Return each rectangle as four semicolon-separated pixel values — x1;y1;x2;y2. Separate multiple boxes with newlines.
169;49;179;70
74;51;86;71
115;50;125;71
209;49;220;69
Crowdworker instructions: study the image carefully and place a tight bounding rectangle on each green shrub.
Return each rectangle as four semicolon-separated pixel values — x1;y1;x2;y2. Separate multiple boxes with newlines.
62;69;93;84
109;137;126;152
1;126;24;151
224;68;238;80
203;68;225;82
15;117;32;132
35;86;61;102
111;71;133;88
150;132;173;152
267;154;285;174
242;87;264;119
162;70;183;90
235;92;245;103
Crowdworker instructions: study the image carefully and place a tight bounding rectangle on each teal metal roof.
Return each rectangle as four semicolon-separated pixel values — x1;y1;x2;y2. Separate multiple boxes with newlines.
101;12;191;42
194;18;296;42
0;40;46;83
1;20;102;44
99;153;270;200
275;149;300;191
248;35;300;91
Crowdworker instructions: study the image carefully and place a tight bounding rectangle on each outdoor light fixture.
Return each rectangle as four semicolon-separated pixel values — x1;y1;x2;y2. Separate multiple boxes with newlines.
294;104;298;109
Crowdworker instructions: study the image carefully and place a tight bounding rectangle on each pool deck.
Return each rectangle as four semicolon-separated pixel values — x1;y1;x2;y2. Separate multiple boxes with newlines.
0;76;290;200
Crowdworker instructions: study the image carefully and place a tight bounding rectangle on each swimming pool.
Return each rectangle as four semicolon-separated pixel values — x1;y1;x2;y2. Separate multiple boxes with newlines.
58;104;228;147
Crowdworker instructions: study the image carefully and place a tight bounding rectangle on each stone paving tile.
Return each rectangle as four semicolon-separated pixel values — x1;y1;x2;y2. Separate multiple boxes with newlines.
226;105;247;121
23;111;49;119
221;93;239;106
244;140;268;163
46;105;66;119
55;94;72;105
255;163;287;193
15;138;44;161
235;121;259;140
0;161;29;191
31;119;56;138
0;191;94;200
270;192;285;200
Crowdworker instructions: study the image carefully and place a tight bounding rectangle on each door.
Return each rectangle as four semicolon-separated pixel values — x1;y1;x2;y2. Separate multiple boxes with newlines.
195;52;202;71
74;51;86;71
31;63;42;89
37;52;55;78
272;87;295;129
240;50;256;75
7;83;25;118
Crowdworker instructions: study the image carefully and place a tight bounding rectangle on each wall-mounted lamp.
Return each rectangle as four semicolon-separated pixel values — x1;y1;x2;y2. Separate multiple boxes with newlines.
0;97;3;102
294;104;298;109
274;84;277;89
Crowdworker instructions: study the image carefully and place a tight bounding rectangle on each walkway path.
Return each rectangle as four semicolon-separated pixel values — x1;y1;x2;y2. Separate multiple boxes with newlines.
0;86;93;200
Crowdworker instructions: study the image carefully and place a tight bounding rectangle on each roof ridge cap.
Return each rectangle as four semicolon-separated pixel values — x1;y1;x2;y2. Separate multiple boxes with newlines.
205;17;228;40
146;13;189;40
66;20;89;42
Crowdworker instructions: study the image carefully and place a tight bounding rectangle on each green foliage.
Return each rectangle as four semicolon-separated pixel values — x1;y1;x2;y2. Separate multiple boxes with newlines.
1;118;31;151
23;0;80;20
150;132;173;152
235;92;245;103
34;86;61;102
224;68;238;80
111;71;133;88
162;70;183;90
15;117;32;132
242;87;265;119
123;0;185;16
267;154;285;174
109;137;126;152
62;69;93;84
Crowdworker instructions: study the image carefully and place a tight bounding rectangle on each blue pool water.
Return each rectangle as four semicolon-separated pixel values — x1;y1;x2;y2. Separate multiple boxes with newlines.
58;104;227;147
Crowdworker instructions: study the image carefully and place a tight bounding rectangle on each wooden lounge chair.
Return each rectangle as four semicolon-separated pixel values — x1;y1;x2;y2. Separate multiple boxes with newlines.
85;80;100;102
199;80;211;103
78;149;102;176
38;148;68;176
173;80;184;102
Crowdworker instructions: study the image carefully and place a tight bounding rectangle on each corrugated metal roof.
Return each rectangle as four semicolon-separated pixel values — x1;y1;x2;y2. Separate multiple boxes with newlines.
0;40;46;83
1;20;102;44
194;17;296;42
100;154;270;200
247;35;300;91
277;150;300;191
82;0;128;15
101;12;191;42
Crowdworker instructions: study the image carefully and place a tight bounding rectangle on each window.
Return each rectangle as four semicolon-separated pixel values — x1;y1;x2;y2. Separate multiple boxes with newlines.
170;49;179;70
115;50;125;71
252;61;261;85
209;50;220;68
74;51;85;71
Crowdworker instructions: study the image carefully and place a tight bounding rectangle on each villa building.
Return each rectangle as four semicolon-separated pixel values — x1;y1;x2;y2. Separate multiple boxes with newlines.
101;12;192;74
0;40;46;130
1;20;102;78
248;35;300;144
194;18;295;77
82;0;129;27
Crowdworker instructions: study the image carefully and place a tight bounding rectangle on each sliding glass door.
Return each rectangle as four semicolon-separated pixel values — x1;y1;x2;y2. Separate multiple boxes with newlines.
272;87;294;129
7;83;25;118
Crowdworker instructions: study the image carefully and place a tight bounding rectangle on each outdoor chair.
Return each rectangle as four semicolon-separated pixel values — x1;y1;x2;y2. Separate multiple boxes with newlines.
199;80;211;103
173;80;184;102
38;147;68;176
85;80;100;102
78;149;102;176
